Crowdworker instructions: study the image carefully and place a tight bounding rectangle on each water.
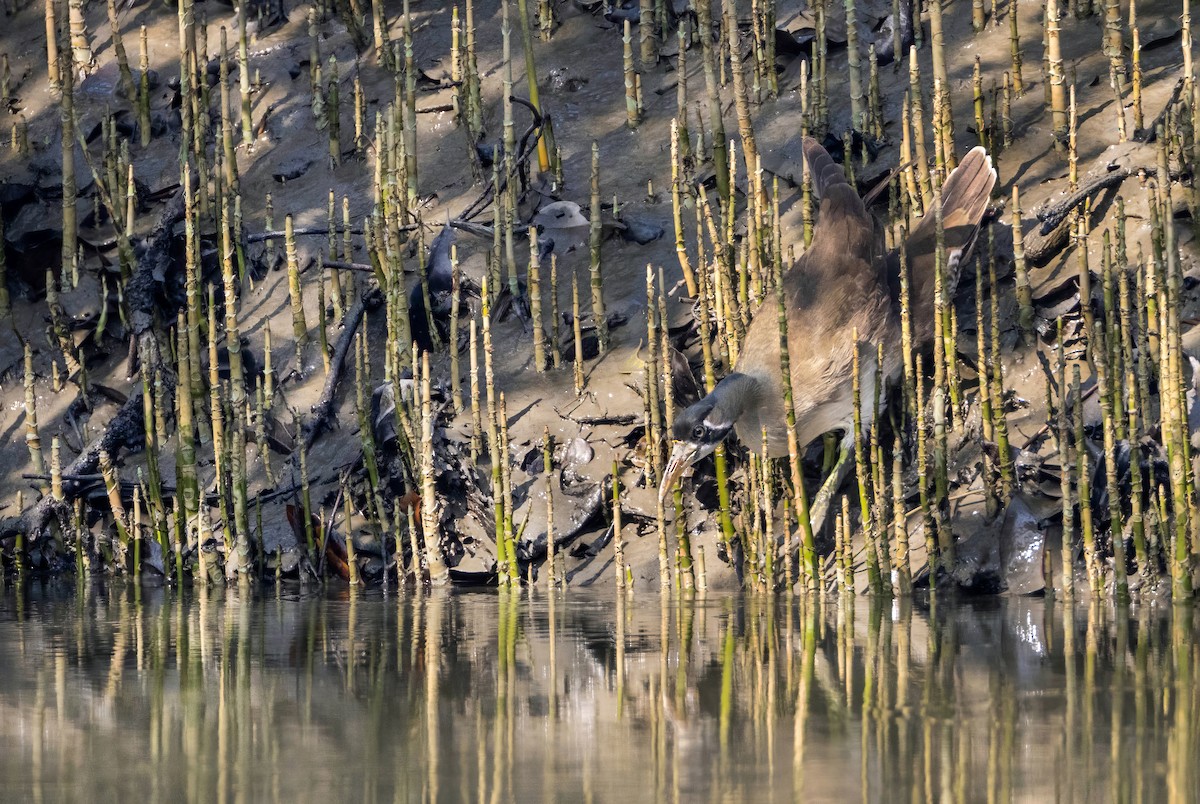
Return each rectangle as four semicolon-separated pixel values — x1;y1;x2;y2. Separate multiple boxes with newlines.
0;584;1196;803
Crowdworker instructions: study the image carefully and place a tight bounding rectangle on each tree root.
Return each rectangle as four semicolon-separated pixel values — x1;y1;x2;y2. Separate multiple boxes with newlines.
303;286;384;449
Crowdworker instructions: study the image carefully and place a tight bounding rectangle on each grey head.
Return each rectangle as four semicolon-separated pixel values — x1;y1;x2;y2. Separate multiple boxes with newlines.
659;373;760;503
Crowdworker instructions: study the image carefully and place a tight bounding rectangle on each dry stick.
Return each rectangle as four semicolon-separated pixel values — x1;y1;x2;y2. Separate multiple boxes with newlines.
220;196;251;578
23;345;47;491
449;246;463;412
238;0;253;143
624;20;640;129
633;0;655;71
1184;0;1194;98
1072;363;1098;594
208;292;229;532
645;264;662;486
841;495;855;592
612;460;628;590
420;352;448;584
99;450;131;550
1094;314;1129;600
316;271;331;374
1001;72;1013;148
726;0;759;189
868;45;883;140
931;196;953;572
67;0;91;70
543;427;556;587
12;116;29;155
900;97;922;217
372;0;389;64
341;475;360;585
1102;0;1123;82
908;51;933;211
589;143;609;353
466;316;482;458
761;428;774;586
672;120;700;296
815;0;828;133
695;0;729;202
353;73;366;155
833;506;845;593
1012;186;1034;341
972;58;988;151
1046;0;1067;149
988;256;1013;499
1131;26;1144;133
872;343;893;595
539;254;558;370
1102;231;1120;434
219;28;238;195
328;57;341;167
1052;322;1074;600
774;225;817;590
975;259;999;517
465;0;482;137
136;27;152;149
60;49;76;291
499;393;518;585
106;0;135;100
1156;136;1194;598
915;354;934;584
481;278;509;584
927;0;952;153
852;337;881;593
892;433;910;594
675;26;691;162
1109;62;1127;144
339;197;352;309
572;272;585;395
176;315;199;525
1009;0;1023;94
45;0;59;92
253;378;275;487
529;228;546;371
354;332;387;535
1117;261;1148;574
401;0;418;201
285;215;310;373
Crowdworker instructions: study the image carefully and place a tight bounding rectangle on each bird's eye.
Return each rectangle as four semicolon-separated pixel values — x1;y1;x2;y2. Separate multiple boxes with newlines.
691;425;706;440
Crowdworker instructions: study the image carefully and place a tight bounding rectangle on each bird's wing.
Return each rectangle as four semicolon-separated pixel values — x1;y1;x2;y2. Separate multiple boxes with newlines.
891;146;997;348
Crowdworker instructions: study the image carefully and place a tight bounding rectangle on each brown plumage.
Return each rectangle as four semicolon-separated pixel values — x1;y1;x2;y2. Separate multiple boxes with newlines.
662;138;997;524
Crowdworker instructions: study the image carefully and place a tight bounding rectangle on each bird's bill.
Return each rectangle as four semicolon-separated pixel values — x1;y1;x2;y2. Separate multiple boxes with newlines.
659;440;707;505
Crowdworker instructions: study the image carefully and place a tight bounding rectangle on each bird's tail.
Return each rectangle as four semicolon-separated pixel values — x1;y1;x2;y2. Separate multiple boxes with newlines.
802;136;868;222
897;147;997;347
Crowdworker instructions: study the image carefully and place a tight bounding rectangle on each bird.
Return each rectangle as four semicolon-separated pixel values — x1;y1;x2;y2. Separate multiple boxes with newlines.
660;137;997;532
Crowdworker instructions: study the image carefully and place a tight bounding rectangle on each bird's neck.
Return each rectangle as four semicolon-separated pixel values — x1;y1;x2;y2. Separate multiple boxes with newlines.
709;372;761;428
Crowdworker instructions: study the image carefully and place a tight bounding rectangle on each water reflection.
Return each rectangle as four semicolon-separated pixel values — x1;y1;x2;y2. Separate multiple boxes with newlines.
0;584;1196;802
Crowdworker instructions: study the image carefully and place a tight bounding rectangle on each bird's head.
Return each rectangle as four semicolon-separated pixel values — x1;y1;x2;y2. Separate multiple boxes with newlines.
659;395;735;505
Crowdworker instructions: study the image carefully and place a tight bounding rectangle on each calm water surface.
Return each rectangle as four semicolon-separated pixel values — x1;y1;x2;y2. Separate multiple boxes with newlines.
0;584;1196;803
